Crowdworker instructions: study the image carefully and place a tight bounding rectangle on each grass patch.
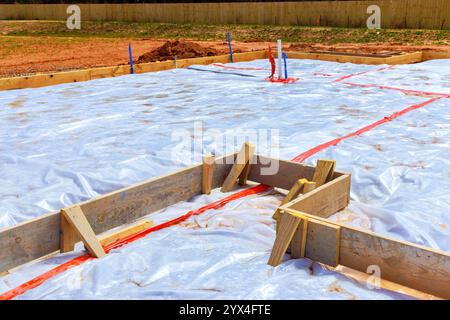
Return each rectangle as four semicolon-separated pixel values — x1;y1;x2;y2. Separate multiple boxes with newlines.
0;20;449;45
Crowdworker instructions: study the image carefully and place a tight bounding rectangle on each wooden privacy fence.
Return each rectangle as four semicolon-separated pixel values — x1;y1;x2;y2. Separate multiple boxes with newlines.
0;1;449;30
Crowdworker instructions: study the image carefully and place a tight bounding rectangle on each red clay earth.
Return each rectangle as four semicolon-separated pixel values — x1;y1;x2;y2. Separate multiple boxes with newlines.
0;37;449;78
0;38;270;77
136;40;222;63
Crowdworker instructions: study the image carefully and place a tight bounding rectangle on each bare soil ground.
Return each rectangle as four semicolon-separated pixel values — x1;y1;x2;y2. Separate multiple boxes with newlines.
0;20;449;78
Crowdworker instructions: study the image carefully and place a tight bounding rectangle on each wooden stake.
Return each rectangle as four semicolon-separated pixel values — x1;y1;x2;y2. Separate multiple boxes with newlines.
268;210;301;266
60;213;80;253
238;162;252;186
312;159;336;187
202;154;215;195
221;142;255;192
273;179;316;220
61;206;106;258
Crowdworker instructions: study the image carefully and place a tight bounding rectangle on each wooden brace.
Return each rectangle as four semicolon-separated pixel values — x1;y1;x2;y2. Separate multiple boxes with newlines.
60;206;106;258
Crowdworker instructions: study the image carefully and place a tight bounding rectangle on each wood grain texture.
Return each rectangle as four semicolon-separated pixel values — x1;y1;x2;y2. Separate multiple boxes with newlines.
284;209;450;299
335;265;442;300
247;155;345;191
268;211;301;267
0;212;60;274
99;219;153;247
61;206;105;258
290;218;308;259
304;219;340;267
312;159;336;187
282;174;351;218
221;142;255;193
273;179;316;221
339;227;450;299
238;162;252;186
60;212;80;253
202;155;215;195
0;154;235;273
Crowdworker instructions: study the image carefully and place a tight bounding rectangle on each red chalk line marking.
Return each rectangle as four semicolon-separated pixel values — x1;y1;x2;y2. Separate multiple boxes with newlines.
0;64;446;300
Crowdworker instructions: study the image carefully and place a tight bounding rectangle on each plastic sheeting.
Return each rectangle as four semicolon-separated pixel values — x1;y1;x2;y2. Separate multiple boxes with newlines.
0;58;449;299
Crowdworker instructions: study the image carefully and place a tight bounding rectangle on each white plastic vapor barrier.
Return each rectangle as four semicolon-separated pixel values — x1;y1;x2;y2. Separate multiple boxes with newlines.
0;58;449;299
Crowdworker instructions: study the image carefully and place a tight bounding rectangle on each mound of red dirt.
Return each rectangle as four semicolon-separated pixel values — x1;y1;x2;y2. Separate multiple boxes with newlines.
137;40;221;63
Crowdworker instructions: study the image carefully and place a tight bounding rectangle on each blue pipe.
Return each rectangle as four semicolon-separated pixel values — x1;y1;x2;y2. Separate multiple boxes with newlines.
282;53;288;79
227;32;234;63
128;43;134;75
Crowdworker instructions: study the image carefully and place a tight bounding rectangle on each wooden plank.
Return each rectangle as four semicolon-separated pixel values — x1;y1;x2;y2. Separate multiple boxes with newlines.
334;265;442;300
422;51;450;61
281;174;351;219
247;155;346;190
290;218;308;259
385;52;423;65
312;159;336;187
238;162;252;186
0;212;60;274
303;181;316;194
221;142;255;193
81;153;234;235
60;212;80;253
0;153;235;273
202;154;215;195
304;219;340;267
281;179;308;206
273;179;306;221
99;219;153;247
0;51;267;91
268;211;301;267
339;226;450;299
284;51;389;65
61;206;105;258
273;179;316;221
284;209;450;299
287;210;340;266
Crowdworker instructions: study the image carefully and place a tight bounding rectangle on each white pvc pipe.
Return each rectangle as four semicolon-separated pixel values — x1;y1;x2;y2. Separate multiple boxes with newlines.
277;39;283;79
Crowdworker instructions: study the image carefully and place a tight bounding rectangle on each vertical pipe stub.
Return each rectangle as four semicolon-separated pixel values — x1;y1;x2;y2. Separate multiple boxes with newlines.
128;43;135;75
277;39;283;79
282;53;288;80
227;32;234;63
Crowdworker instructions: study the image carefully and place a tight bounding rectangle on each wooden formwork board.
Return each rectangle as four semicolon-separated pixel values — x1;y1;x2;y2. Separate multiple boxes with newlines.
0;153;233;273
0;153;340;274
0;50;268;91
274;192;450;299
1;148;448;299
284;51;423;65
0;49;434;92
